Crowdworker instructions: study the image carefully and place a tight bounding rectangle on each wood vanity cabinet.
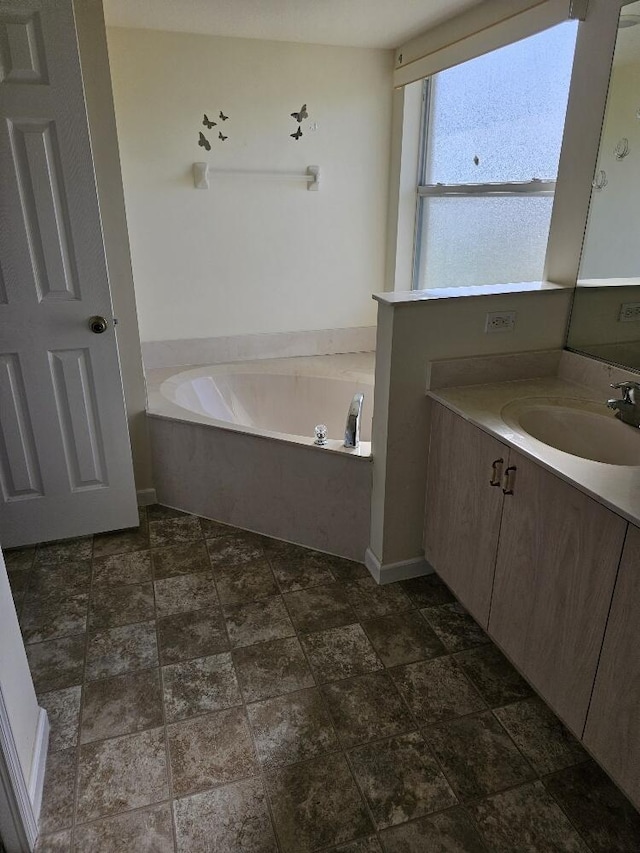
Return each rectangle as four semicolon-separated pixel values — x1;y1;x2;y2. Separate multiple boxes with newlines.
488;451;626;735
583;524;640;805
424;402;509;627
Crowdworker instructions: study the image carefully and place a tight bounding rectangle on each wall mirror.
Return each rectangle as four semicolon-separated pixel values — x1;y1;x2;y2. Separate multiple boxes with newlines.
566;0;640;370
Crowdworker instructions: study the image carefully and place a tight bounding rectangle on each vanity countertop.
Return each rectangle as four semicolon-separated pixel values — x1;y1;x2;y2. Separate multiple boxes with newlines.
428;376;640;528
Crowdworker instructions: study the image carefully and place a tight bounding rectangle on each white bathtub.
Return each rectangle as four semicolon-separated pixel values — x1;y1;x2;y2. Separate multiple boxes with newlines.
146;354;374;561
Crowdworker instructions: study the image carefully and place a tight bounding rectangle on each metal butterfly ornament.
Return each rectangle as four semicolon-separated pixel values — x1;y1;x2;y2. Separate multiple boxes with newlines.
290;127;303;141
291;104;308;123
218;131;228;141
198;131;211;151
203;114;217;128
219;111;229;121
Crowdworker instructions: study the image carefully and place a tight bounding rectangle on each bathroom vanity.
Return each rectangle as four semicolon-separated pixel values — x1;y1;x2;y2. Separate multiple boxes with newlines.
424;374;640;810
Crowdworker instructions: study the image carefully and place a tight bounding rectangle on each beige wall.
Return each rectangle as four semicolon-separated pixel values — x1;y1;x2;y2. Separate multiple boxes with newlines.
371;288;573;566
74;0;153;493
0;550;40;786
107;27;393;344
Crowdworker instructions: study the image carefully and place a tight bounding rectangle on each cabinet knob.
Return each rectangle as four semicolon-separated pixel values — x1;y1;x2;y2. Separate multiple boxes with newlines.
489;458;504;487
502;465;517;495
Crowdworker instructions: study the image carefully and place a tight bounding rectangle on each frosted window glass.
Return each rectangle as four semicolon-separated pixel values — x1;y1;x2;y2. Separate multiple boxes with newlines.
425;23;577;185
417;196;554;289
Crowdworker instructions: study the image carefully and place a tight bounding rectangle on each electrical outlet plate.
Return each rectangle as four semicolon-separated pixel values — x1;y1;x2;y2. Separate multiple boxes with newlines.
485;311;516;333
619;302;640;322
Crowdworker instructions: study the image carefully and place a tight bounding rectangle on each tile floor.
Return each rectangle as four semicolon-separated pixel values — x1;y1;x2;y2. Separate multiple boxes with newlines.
4;505;640;853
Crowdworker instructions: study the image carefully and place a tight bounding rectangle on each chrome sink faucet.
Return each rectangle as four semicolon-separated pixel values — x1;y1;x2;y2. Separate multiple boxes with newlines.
344;393;364;448
607;381;640;427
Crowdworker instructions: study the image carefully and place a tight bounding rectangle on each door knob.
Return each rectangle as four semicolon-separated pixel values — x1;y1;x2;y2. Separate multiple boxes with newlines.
88;316;108;334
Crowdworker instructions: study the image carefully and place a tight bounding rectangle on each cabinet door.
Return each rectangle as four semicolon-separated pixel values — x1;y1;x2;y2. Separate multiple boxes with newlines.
424;402;508;627
583;524;640;809
489;451;627;734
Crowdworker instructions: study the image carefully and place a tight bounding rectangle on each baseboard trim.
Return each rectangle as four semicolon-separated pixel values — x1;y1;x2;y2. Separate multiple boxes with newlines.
136;488;157;507
365;548;434;584
27;709;49;823
0;686;47;852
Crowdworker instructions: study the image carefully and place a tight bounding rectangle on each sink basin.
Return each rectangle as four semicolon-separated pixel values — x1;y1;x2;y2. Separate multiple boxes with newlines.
501;397;640;466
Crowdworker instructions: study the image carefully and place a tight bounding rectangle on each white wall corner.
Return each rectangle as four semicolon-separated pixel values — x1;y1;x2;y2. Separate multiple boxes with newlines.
136;488;158;507
0;690;49;852
365;547;433;585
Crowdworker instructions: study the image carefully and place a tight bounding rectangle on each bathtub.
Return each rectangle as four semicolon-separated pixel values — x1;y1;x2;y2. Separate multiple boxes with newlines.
146;354;374;561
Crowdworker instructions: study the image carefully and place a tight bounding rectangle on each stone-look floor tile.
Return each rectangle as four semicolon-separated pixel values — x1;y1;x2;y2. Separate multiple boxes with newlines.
302;624;383;683
421;603;489;653
74;803;175;853
232;636;314;703
30;561;91;599
266;752;373;853
321;672;414;748
333;838;383;853
92;519;149;559
38;685;81;752
157;608;229;664
390;656;486;726
35;830;72;852
92;551;152;587
26;635;85;692
173;777;277;853
348;731;457;830
81;669;163;743
149;516;203;548
36;536;93;565
147;503;189;522
4;545;35;570
343;577;413;620
543;759;640;853
167;706;258;797
427;711;535;801
154;571;219;616
247;687;338;768
494;696;587;775
162;652;242;722
362;611;446;667
7;567;30;603
453;644;533;708
283;583;357;633
399;573;456;608
151;542;210;579
199;515;236;538
76;727;169;823
469;781;589;853
266;544;340;592
207;532;265;567
20;593;88;644
213;559;278;606
38;748;76;834
379;807;488;853
86;621;158;681
89;582;155;629
224;595;295;648
327;558;372;584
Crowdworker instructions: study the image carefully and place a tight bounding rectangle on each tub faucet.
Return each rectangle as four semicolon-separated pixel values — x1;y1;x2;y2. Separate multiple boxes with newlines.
344;393;364;448
607;381;640;427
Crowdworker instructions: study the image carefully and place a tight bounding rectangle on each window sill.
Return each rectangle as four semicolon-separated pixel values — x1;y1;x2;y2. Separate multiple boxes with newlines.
372;280;571;306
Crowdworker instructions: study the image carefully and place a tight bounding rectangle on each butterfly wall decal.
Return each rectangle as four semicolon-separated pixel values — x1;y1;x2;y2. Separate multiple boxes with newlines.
218;131;228;141
291;104;308;123
219;111;229;121
203;114;217;128
290;127;303;141
198;132;211;151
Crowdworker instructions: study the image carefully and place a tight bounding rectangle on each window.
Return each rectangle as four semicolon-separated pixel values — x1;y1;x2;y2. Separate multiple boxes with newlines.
413;23;578;290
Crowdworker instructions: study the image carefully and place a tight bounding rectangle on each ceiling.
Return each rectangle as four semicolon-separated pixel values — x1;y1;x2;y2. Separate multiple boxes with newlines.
103;0;484;50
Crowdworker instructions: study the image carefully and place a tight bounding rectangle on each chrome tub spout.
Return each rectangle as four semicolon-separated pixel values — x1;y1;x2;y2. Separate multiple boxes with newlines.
344;393;364;448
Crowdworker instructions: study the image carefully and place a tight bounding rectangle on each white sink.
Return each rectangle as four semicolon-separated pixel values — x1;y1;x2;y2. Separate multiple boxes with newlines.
501;397;640;466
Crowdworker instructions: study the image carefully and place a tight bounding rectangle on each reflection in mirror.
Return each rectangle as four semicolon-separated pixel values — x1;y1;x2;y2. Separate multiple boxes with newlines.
567;0;640;371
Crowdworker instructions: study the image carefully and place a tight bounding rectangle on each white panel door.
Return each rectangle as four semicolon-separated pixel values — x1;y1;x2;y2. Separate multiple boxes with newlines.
0;0;138;547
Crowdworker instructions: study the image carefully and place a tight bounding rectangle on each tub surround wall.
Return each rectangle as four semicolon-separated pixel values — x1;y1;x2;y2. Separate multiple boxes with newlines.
370;284;574;580
148;417;371;562
107;27;392;344
142;326;376;370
